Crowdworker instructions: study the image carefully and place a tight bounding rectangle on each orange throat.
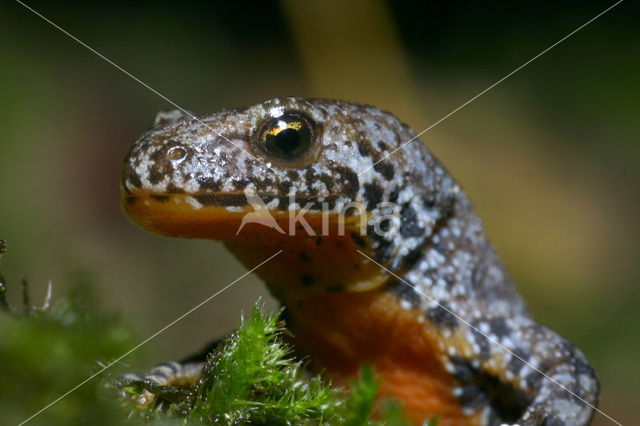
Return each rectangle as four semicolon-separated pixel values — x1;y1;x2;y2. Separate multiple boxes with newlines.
122;191;389;296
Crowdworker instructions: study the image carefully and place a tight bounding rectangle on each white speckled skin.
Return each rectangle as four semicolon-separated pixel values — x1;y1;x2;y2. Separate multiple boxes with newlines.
122;97;599;425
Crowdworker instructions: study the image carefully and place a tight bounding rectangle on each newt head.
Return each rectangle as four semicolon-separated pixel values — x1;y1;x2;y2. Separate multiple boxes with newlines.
121;96;456;301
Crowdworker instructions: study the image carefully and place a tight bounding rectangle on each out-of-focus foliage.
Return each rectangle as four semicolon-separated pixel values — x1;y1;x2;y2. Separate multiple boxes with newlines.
0;243;141;426
343;364;379;426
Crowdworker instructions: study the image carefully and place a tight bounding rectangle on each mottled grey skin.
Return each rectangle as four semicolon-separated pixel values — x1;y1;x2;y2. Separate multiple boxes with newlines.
122;97;599;425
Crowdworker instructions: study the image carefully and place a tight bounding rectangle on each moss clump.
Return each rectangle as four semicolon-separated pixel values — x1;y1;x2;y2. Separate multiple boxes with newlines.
190;305;341;424
123;304;416;425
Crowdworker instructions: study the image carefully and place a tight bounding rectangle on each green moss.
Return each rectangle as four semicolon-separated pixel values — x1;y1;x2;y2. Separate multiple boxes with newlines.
123;304;417;425
190;304;341;424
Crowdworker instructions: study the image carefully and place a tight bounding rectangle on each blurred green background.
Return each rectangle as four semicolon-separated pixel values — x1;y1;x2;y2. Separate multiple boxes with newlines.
0;1;637;424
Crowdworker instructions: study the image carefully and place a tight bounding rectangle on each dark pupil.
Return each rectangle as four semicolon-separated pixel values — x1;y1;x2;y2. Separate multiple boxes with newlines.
263;116;311;158
269;128;300;154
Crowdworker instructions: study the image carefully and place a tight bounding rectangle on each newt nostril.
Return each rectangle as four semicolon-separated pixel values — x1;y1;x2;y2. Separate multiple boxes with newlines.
167;146;187;162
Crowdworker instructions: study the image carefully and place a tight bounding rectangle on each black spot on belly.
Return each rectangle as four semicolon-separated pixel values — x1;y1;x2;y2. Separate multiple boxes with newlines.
301;274;315;286
150;195;169;202
400;204;425;237
373;161;394;180
386;278;421;308
425;303;458;329
363;182;383;209
125;196;137;205
299;252;311;263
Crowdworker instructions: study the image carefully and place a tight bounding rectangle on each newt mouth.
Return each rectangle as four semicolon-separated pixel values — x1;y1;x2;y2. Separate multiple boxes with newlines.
123;191;269;241
121;190;389;294
122;190;369;239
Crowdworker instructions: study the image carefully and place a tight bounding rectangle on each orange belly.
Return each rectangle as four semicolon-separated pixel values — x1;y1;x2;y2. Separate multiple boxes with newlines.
285;290;481;425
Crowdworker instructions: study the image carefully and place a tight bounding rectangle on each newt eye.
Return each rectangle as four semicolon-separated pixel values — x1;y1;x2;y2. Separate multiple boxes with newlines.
259;112;314;159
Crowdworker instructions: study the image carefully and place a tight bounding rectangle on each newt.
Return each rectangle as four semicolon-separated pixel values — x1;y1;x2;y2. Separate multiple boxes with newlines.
120;97;599;425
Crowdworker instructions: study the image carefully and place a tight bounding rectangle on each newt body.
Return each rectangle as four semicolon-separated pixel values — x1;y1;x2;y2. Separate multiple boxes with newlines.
121;97;598;425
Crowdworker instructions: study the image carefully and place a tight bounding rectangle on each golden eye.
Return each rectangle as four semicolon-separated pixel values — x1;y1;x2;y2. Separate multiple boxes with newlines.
259;112;314;159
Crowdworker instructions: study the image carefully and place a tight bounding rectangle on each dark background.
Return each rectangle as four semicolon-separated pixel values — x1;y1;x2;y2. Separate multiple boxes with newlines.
0;1;637;424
